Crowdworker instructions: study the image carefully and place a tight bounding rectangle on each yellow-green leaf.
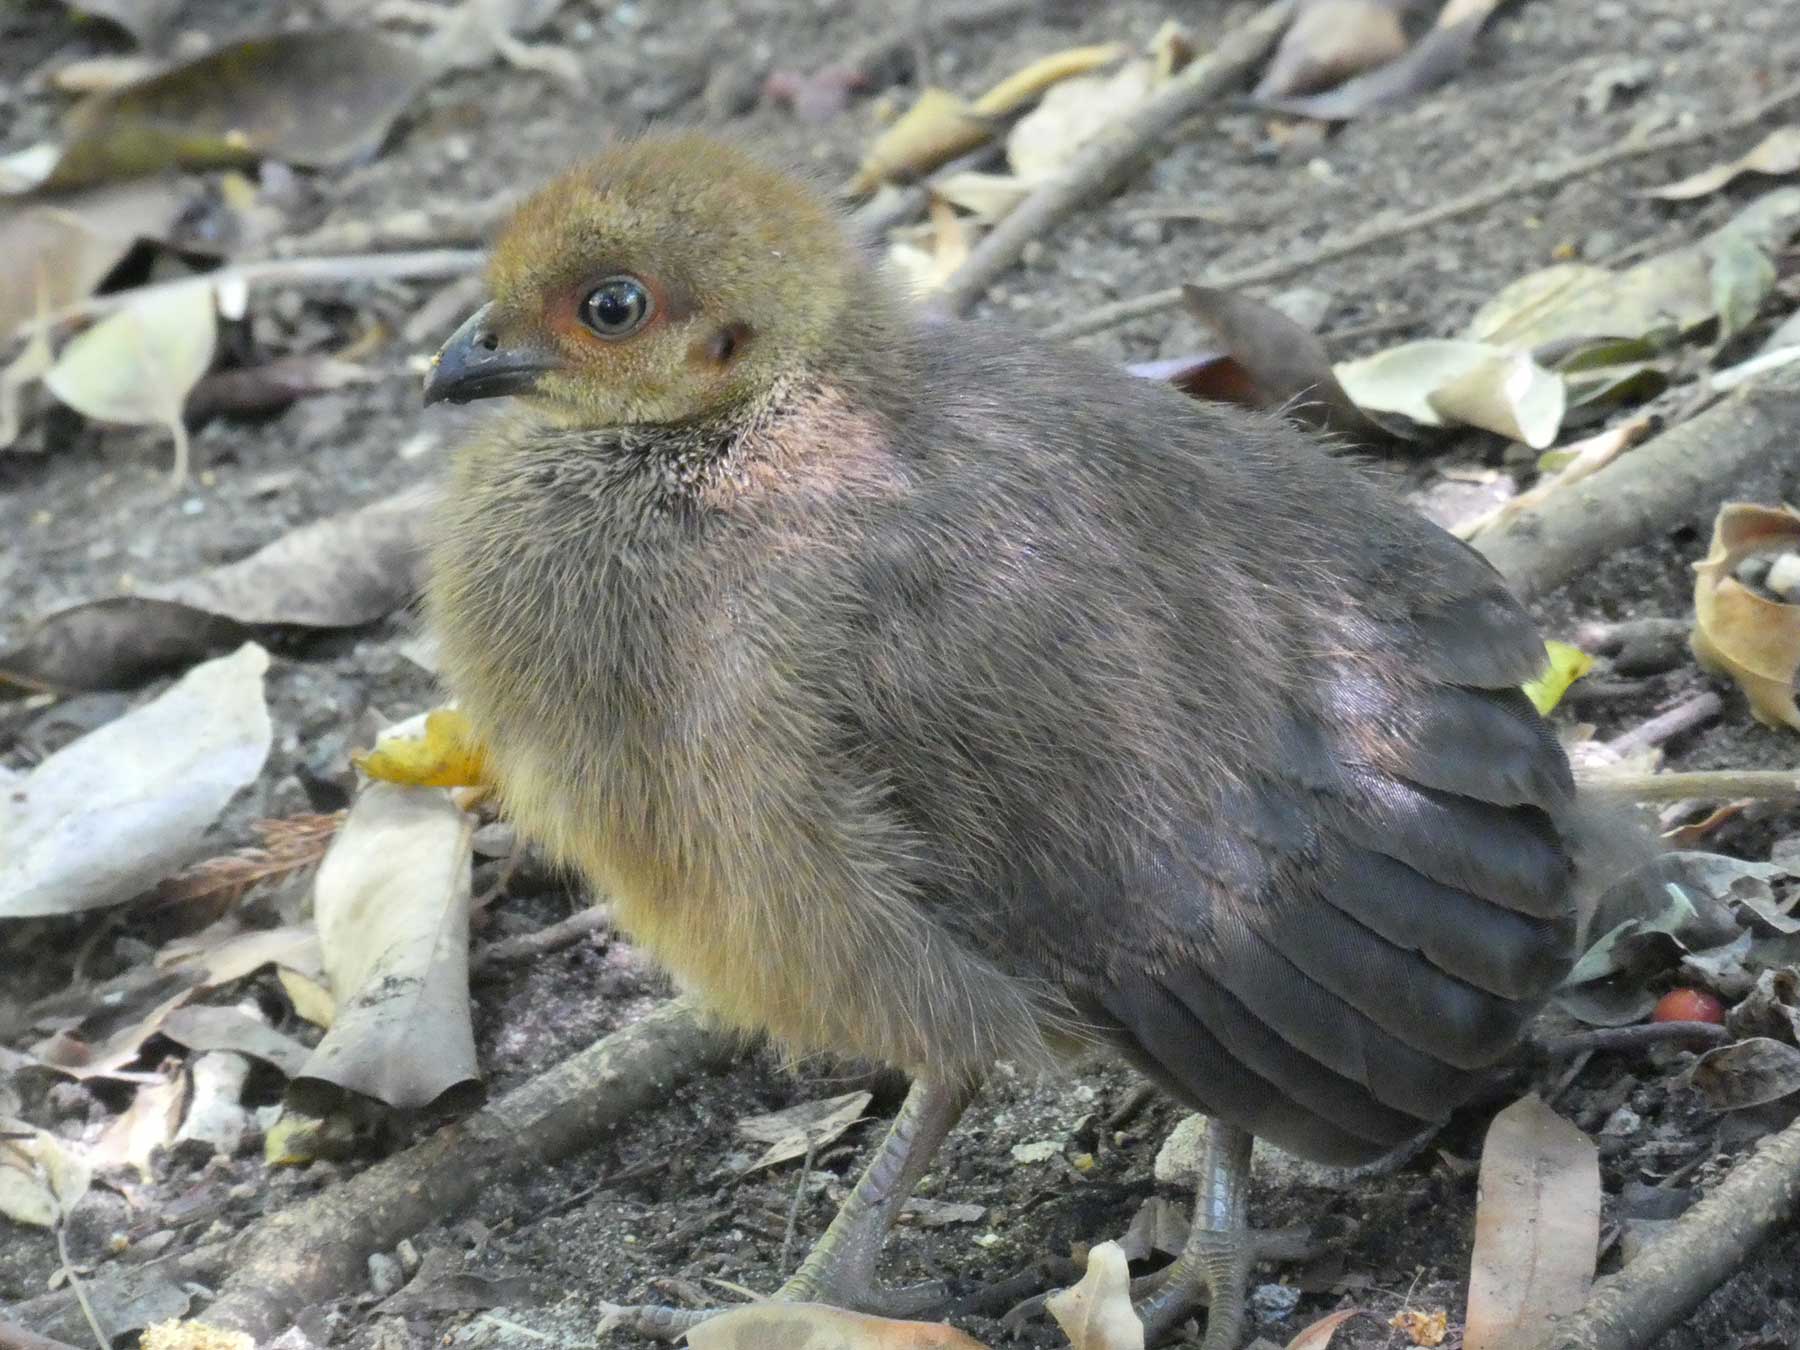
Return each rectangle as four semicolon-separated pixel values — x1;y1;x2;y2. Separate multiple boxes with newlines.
1523;640;1593;714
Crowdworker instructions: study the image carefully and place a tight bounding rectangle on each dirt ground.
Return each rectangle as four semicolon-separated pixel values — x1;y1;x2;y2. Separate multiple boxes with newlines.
5;0;1800;1347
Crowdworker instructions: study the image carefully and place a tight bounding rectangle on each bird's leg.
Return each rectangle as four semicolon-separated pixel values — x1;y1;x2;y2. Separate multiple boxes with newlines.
1134;1119;1256;1350
604;1078;974;1340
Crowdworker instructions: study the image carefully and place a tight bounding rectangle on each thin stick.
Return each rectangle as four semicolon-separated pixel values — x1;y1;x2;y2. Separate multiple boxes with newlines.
52;1216;106;1350
936;0;1297;315
0;1325;86;1350
1539;1110;1800;1350
473;904;611;972
22;250;485;336
1579;769;1800;804
1602;692;1722;758
1534;1023;1731;1059
1043;72;1800;342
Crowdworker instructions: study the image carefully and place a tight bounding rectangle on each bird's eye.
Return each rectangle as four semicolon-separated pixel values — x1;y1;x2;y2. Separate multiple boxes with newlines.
579;276;652;338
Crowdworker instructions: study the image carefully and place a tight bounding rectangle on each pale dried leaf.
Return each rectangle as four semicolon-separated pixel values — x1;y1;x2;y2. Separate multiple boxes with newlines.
850;88;992;195
92;1071;189;1180
0;642;272;918
1691;503;1800;731
158;921;325;988
44;277;215;481
737;1090;872;1172
971;43;1129;118
298;783;478;1110
1286;1308;1362;1349
1691;1037;1800;1110
931;171;1033;224
160;1004;312;1077
1255;0;1408;100
1334;339;1564;444
1641;126;1800;201
1007;61;1154;183
0;1122;92;1227
1464;1096;1599;1350
1047;1241;1144;1350
686;1304;988;1350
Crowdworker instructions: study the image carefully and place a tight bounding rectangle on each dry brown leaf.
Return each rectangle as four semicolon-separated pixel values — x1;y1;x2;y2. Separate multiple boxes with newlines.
1464;1095;1599;1350
1047;1241;1143;1350
1691;502;1800;731
686;1304;988;1350
156;811;343;914
1690;1037;1800;1110
1255;0;1409;100
297;783;478;1111
92;1070;189;1180
971;43;1128;117
849;88;992;195
737;1090;872;1172
1388;1307;1448;1346
0;1121;92;1227
1006;59;1155;184
1286;1308;1362;1349
1641;126;1800;201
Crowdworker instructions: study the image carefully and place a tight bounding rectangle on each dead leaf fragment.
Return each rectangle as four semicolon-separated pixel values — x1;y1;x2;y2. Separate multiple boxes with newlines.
44;278;216;481
92;1070;189;1180
1641;127;1800;201
36;29;433;191
1464;1095;1599;1350
1256;0;1499;121
1388;1308;1447;1347
972;43;1128;118
354;707;492;789
295;783;478;1111
1006;59;1155;184
1255;0;1409;100
1334;339;1564;446
737;1091;872;1172
0;1122;93;1227
1522;640;1593;715
0;642;272;918
1691;1036;1800;1110
1286;1309;1362;1349
1047;1241;1144;1350
686;1304;987;1350
1691;502;1800;731
850;88;992;195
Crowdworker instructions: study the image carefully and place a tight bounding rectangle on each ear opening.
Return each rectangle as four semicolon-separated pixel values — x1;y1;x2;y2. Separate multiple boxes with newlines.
704;321;754;366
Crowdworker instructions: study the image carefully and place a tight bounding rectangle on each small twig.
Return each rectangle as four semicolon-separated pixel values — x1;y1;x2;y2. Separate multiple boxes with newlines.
1534;1023;1731;1059
1538;1109;1800;1350
1106;1082;1159;1131
473;904;609;971
1602;692;1723;758
779;1137;820;1276
1580;769;1800;804
22;250;485;337
937;0;1296;315
1545;1049;1594;1107
51;1210;106;1350
1574;617;1692;656
1044;72;1800;342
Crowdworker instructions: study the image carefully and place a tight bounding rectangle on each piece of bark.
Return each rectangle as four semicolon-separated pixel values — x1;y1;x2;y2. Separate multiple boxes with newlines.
1475;364;1800;602
190;999;736;1343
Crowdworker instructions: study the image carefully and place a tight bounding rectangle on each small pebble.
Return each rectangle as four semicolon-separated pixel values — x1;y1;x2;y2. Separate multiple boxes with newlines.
1601;1104;1642;1137
1251;1282;1300;1321
368;1250;405;1298
1766;552;1800;600
397;1237;422;1276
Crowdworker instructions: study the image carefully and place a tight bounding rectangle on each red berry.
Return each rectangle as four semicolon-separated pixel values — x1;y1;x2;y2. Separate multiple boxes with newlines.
1652;988;1725;1025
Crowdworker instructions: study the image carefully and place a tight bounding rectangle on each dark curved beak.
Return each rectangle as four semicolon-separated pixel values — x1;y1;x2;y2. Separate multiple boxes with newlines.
423;302;561;406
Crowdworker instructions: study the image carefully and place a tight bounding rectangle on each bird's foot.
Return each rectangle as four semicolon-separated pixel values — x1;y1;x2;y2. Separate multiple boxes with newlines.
599;1274;951;1341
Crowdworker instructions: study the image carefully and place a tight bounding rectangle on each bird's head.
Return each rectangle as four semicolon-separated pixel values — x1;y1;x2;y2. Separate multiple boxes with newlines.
424;134;872;427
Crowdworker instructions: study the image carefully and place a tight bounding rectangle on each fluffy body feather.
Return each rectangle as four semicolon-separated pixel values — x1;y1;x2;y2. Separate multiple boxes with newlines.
429;137;1580;1166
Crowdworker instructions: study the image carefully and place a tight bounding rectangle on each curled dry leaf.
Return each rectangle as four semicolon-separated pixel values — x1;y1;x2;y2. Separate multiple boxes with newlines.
160;1004;313;1077
1179;284;1401;443
1691;502;1800;731
45;276;216;481
1464;1096;1599;1350
1047;1241;1144;1350
1690;1037;1800;1111
24;29;434;192
687;1305;988;1350
737;1090;873;1172
92;1070;190;1180
1641;126;1800;201
1006;59;1155;184
1333;339;1564;447
1255;0;1409;100
295;782;479;1111
0;1122;93;1227
354;707;492;789
1256;0;1499;121
972;43;1130;119
850;88;994;195
1;484;431;693
1287;1308;1363;1349
0;642;272;919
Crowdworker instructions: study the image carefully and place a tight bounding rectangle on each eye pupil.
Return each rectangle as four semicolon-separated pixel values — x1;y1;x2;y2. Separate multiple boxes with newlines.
582;277;650;337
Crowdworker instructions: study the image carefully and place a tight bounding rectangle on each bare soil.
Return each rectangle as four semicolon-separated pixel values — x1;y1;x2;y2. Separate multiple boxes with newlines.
4;2;1800;1348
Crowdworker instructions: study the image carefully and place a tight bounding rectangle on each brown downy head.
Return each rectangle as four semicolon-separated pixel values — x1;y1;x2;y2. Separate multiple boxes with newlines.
424;133;888;427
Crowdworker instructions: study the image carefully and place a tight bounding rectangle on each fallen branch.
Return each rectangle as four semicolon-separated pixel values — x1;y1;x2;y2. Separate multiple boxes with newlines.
0;1324;86;1350
1533;1023;1731;1059
936;0;1296;315
189;999;736;1343
1043;72;1800;342
1579;769;1800;804
1538;1109;1800;1350
1602;692;1722;758
1476;362;1800;601
473;904;611;972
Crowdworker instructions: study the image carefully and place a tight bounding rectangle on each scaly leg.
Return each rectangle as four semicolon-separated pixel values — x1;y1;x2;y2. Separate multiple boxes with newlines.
605;1079;975;1339
1135;1118;1256;1349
